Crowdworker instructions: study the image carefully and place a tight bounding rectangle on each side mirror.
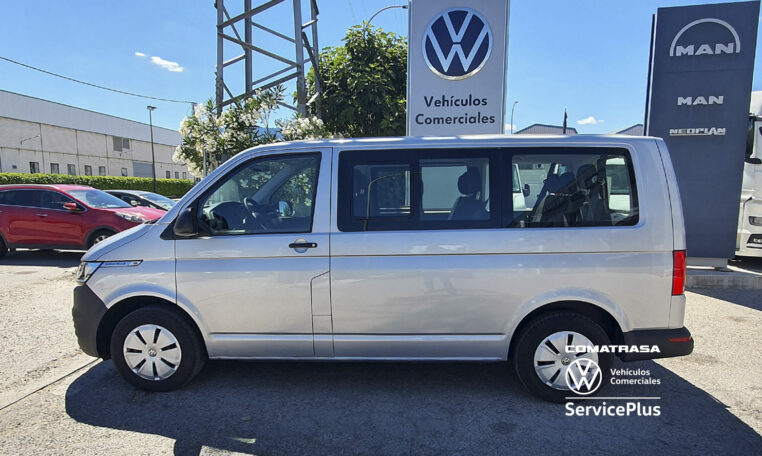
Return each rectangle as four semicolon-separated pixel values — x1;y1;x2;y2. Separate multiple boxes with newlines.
63;202;82;212
130;200;139;207
173;207;197;237
522;183;531;197
746;157;762;165
278;200;294;217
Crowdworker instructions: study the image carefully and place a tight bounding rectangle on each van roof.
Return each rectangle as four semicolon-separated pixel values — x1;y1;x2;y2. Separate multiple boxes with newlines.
243;134;661;152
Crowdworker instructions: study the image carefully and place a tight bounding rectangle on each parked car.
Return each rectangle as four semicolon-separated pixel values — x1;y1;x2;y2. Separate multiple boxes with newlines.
73;135;693;401
0;184;165;256
106;189;176;211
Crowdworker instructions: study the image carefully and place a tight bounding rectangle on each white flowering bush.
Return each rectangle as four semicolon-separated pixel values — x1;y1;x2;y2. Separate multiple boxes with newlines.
277;116;336;141
173;87;282;177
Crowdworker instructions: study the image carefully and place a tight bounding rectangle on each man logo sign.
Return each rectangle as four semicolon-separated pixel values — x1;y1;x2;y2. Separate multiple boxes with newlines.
422;8;492;80
565;358;603;395
669;18;741;57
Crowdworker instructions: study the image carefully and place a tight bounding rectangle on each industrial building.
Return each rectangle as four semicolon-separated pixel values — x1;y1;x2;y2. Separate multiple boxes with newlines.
514;123;644;136
0;90;191;179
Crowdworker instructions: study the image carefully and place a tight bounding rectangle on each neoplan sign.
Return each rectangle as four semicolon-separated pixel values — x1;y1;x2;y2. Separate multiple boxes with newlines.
408;0;510;136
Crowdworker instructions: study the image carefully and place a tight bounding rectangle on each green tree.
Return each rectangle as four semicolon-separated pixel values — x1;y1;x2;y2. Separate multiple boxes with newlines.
306;24;407;137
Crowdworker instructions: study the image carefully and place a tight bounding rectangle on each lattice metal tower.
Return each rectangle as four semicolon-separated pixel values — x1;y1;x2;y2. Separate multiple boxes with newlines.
214;0;320;115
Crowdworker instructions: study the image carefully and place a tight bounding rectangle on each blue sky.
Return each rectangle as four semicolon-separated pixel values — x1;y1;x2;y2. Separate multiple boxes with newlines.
0;0;760;134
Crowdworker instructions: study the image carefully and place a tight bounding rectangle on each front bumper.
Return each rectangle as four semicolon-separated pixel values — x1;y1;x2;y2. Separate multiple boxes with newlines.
72;284;107;358
619;326;694;361
737;233;762;257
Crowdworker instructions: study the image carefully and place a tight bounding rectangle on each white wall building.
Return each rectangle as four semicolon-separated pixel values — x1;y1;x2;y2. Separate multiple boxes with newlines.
0;90;191;180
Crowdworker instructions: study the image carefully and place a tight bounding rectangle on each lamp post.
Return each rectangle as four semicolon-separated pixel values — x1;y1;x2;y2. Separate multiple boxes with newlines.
510;101;518;134
368;4;408;25
147;106;157;192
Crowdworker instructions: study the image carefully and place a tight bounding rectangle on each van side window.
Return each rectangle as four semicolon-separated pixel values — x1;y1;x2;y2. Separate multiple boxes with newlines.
197;154;320;235
509;149;638;228
352;164;411;218
338;149;497;231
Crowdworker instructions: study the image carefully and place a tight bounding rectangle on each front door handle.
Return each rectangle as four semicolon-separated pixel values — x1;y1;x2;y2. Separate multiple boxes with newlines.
289;241;317;249
35;213;48;217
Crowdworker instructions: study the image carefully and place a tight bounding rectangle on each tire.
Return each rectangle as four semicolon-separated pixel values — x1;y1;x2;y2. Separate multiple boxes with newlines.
110;306;206;392
512;311;612;403
87;229;115;249
0;236;7;258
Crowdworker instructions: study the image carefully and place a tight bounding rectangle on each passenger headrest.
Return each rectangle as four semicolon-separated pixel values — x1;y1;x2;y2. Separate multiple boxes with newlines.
457;166;482;195
576;164;599;189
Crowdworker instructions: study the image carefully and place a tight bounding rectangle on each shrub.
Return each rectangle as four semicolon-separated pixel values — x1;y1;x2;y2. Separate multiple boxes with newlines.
0;173;194;198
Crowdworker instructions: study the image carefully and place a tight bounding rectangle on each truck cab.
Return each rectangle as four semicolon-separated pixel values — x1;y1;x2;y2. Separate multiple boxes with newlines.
736;91;762;257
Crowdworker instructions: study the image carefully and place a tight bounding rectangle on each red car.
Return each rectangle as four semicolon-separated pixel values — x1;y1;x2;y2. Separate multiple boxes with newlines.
0;184;165;257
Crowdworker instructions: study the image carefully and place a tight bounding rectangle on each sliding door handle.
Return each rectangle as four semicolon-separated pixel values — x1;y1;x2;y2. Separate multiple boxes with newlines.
289;241;317;249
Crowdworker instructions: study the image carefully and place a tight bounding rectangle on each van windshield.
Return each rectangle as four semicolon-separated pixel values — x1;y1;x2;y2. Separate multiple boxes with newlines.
68;190;132;209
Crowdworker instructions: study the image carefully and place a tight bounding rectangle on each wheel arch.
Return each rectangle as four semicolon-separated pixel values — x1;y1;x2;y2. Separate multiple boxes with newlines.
507;300;625;360
84;226;118;248
96;295;207;360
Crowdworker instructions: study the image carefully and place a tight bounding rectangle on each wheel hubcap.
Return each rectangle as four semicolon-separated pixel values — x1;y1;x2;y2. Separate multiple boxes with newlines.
533;331;598;391
94;234;110;244
123;324;182;381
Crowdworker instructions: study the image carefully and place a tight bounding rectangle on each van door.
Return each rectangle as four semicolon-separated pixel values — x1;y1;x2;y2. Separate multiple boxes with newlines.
175;150;332;358
330;148;506;358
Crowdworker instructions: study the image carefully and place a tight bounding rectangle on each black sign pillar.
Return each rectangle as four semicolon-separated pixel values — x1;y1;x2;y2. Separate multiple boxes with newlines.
645;1;759;263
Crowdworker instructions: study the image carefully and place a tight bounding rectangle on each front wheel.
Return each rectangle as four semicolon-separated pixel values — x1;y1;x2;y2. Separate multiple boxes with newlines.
110;306;206;392
513;311;613;402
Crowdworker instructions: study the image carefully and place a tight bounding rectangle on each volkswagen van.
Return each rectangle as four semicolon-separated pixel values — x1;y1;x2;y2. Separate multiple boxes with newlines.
73;135;693;402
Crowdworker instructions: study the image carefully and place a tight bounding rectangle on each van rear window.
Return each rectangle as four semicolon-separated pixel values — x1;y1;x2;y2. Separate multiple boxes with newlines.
510;149;638;228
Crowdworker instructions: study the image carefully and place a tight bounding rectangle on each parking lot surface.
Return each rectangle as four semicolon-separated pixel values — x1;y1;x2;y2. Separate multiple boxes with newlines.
0;250;760;455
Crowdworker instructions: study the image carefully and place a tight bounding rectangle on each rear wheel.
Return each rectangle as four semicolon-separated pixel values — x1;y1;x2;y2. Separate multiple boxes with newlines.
0;236;7;258
513;311;612;402
87;230;115;249
110;306;206;392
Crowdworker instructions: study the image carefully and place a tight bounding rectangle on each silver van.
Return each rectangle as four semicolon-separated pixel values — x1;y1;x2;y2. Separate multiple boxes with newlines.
73;135;693;402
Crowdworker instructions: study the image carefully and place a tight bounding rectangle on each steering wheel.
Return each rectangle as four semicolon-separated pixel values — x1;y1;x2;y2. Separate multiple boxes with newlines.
243;196;262;214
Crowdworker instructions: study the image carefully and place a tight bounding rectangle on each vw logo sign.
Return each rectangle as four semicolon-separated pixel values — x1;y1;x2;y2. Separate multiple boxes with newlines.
565;358;603;395
422;8;492;80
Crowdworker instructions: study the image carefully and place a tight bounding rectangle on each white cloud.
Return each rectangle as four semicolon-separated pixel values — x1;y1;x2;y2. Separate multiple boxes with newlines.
577;116;604;125
134;51;146;57
150;55;184;73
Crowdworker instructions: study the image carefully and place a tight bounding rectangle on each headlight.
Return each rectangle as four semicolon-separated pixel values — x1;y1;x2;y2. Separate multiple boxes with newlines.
76;262;101;283
750;216;762;227
115;212;148;223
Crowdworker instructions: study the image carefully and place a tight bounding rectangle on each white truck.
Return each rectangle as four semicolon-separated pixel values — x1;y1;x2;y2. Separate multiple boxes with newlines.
737;91;762;257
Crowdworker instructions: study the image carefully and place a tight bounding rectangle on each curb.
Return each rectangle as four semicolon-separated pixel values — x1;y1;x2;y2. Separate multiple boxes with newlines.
686;270;762;290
